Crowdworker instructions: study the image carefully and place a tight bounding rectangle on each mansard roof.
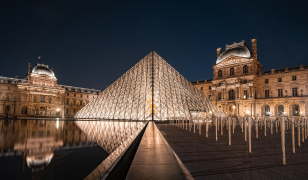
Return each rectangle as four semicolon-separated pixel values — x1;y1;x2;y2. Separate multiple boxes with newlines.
216;40;251;64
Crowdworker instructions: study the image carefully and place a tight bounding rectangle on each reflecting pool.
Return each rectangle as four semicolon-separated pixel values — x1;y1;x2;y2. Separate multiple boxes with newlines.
0;119;147;180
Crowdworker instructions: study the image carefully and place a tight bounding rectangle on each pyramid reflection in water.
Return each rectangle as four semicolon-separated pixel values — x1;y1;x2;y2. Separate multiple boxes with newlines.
74;51;225;120
75;121;146;154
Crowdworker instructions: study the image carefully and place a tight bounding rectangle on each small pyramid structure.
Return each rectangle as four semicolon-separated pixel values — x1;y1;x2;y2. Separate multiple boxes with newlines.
74;51;226;120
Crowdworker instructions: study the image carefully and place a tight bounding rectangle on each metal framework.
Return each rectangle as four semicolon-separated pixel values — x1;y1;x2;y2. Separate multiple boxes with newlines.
74;51;226;120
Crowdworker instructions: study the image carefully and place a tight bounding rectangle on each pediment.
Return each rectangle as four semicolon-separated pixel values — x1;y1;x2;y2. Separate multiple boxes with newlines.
214;56;252;67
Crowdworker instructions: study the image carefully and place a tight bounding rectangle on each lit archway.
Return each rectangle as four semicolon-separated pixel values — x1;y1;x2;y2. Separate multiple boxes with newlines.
40;107;45;116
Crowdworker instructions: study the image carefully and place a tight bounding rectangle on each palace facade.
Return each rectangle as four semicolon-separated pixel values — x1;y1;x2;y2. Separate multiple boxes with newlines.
192;39;308;117
0;63;100;118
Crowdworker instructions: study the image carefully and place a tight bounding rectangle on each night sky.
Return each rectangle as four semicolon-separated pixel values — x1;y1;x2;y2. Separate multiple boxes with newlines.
1;0;307;91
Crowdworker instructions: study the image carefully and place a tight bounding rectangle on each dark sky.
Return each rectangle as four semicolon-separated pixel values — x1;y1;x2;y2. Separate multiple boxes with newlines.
1;0;308;91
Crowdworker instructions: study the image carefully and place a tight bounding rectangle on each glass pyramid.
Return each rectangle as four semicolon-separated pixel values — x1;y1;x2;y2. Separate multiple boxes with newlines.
74;51;226;120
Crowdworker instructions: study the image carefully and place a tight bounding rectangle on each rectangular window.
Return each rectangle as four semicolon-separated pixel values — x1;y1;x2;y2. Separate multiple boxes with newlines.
80;101;83;106
57;98;60;104
49;98;52;103
292;87;297;96
208;95;211;100
200;87;203;91
66;99;69;104
32;131;35;137
34;96;37;102
244;90;248;99
209;86;211;90
218;92;221;101
39;131;43;137
292;76;296;81
265;79;268;84
23;96;27;102
278;89;283;97
40;96;45;102
278;77;282;82
74;94;76;97
81;95;82;98
67;93;69;96
265;90;270;98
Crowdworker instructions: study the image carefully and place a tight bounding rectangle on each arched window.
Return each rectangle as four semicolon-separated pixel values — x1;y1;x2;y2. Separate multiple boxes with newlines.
278;105;284;116
230;68;234;76
243;65;248;74
265;105;270;116
229;89;235;100
292;104;299;116
218;70;222;77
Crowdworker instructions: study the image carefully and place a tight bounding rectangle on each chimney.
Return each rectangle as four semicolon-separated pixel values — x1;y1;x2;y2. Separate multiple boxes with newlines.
15;76;18;79
28;63;32;75
217;48;222;58
251;38;257;60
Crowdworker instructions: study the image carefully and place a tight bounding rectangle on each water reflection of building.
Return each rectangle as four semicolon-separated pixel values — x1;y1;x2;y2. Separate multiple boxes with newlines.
0;63;100;117
192;39;308;117
0;120;95;171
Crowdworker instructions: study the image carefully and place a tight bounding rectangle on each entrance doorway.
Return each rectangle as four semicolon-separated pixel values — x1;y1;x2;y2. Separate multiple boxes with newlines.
39;107;45;116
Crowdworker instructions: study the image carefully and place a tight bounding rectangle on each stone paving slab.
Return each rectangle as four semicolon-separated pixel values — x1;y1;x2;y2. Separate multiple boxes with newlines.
126;122;193;180
156;122;308;180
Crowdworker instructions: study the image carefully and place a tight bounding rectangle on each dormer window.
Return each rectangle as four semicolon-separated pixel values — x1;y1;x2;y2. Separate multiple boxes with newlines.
243;65;248;74
230;68;234;76
218;70;222;77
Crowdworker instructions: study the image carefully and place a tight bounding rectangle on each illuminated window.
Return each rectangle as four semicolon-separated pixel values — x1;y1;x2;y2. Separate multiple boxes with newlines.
243;65;248;74
292;76;296;81
265;90;270;98
230;68;234;76
218;70;222;77
265;105;270;116
292;104;299;116
278;89;283;97
278;105;284;116
244;90;248;99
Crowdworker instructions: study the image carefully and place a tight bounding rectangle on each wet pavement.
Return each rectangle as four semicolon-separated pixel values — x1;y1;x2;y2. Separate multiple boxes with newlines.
156;122;308;180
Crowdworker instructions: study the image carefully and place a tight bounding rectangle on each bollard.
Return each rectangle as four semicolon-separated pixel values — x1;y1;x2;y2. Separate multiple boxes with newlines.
229;116;231;146
233;118;235;134
276;119;278;133
194;119;195;133
298;118;301;147
264;118;267;136
199;119;201;135
249;116;251;153
245;117;247;141
292;117;295;153
221;117;223;136
301;117;304;143
242;117;244;132
256;118;258;138
206;116;209;137
281;116;286;165
216;116;218;141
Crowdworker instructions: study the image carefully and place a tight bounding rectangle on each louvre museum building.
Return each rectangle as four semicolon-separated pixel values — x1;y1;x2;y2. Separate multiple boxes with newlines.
192;39;308;118
0;63;100;118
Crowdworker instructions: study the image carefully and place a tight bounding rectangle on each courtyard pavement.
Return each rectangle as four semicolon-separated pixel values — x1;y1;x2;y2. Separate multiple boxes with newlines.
156;122;308;180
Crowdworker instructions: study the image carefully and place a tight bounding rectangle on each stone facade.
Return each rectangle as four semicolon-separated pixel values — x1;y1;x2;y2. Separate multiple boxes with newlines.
192;39;308;117
0;63;100;118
